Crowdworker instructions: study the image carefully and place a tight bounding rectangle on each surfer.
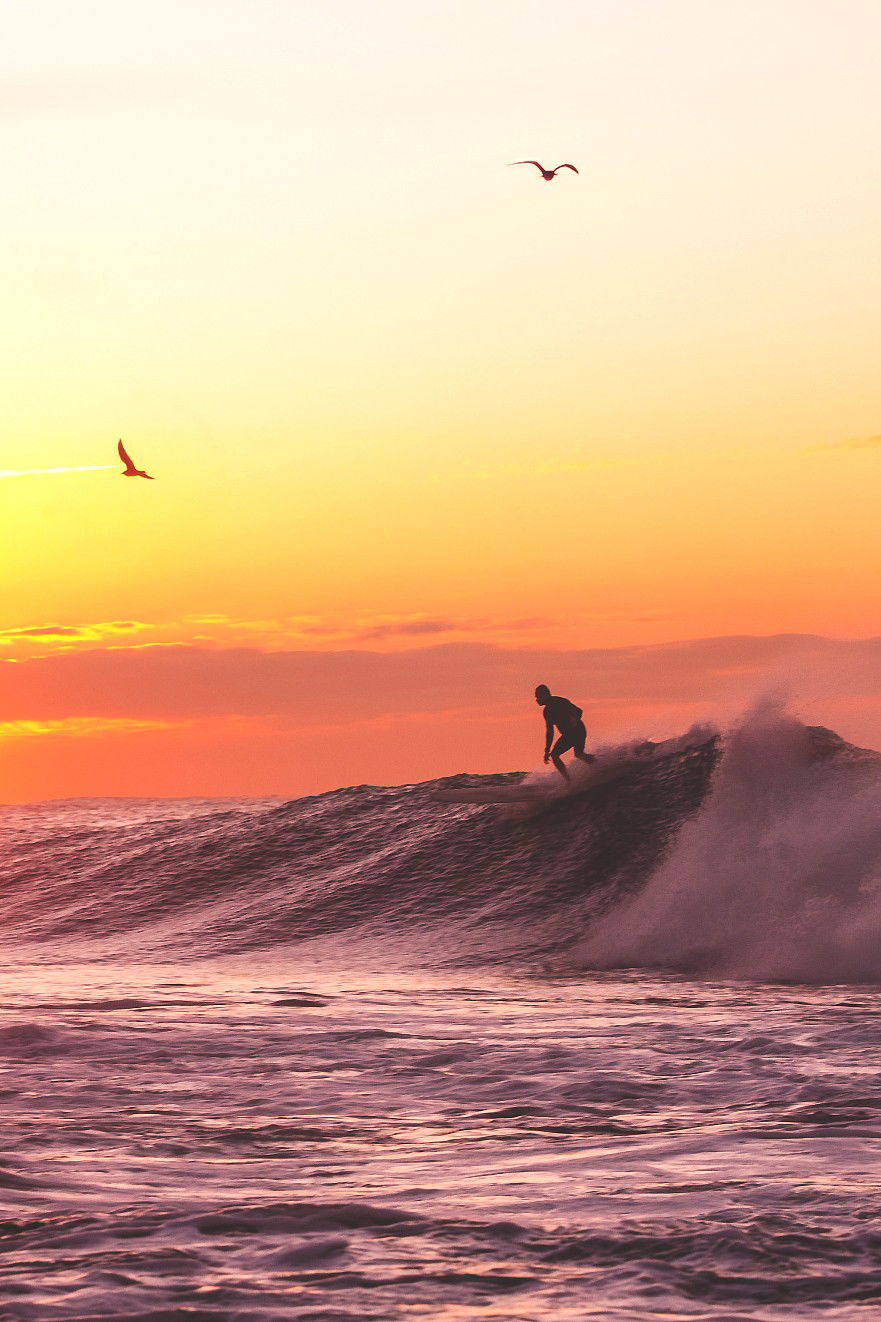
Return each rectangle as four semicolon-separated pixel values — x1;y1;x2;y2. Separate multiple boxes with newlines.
535;685;595;779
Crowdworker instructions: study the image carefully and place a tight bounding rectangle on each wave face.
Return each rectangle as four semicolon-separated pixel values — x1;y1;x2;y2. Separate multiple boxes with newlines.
0;733;717;964
3;709;881;980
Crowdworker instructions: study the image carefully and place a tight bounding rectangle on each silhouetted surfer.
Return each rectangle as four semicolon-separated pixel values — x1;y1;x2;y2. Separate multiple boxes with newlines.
535;684;595;779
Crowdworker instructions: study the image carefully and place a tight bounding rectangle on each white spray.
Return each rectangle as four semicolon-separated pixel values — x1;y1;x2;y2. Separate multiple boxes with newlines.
575;697;881;982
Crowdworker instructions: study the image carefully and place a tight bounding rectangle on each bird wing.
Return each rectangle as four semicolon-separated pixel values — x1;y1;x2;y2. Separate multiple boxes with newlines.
510;160;545;171
118;439;136;470
555;164;578;173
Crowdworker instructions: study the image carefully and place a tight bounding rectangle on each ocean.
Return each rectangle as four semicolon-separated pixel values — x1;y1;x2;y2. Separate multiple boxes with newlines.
2;707;880;1320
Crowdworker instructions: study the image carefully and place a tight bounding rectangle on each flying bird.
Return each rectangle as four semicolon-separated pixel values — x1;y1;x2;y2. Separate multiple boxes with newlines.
118;439;154;480
510;160;579;181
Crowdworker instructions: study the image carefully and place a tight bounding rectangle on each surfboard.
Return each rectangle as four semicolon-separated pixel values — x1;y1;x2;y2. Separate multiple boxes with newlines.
430;752;651;806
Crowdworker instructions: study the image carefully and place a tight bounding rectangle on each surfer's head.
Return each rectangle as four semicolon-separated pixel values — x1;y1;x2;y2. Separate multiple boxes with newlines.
534;684;551;706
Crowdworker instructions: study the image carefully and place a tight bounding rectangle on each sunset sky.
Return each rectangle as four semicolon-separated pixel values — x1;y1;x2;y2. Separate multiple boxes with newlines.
4;0;881;800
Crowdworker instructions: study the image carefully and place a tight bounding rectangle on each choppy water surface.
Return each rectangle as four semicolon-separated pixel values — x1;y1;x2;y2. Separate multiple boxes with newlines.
2;712;881;1319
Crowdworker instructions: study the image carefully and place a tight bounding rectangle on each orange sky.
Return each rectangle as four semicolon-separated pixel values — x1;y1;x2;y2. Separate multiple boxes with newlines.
4;2;881;800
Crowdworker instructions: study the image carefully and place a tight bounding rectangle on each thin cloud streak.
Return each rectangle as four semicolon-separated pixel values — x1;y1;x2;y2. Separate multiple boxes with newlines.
184;611;558;649
810;434;881;454
836;435;881;451
0;620;146;649
0;465;114;479
0;716;175;741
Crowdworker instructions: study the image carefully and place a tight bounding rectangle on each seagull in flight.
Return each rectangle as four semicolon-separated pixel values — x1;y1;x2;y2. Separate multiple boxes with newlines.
118;439;154;480
510;160;579;181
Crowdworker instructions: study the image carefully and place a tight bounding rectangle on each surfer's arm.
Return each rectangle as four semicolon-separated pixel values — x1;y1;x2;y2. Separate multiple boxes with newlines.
543;714;554;760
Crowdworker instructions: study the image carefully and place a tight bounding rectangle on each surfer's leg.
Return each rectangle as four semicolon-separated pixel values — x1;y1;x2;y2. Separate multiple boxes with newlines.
551;733;572;778
571;721;596;765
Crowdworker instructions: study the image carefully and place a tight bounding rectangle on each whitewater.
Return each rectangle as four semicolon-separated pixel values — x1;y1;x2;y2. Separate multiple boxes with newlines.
2;706;881;1319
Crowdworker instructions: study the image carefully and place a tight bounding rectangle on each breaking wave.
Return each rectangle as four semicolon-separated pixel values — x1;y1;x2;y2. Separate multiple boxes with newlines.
3;706;881;981
575;702;881;983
